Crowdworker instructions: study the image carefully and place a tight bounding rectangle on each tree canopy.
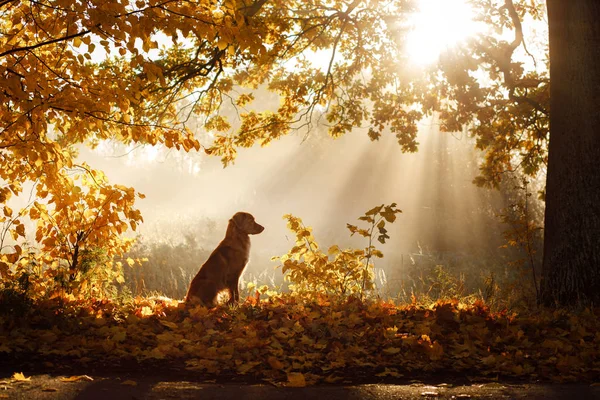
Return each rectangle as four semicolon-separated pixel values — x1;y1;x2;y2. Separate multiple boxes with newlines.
0;0;555;298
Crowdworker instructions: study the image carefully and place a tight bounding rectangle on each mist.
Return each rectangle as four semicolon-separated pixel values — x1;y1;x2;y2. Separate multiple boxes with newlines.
77;114;514;298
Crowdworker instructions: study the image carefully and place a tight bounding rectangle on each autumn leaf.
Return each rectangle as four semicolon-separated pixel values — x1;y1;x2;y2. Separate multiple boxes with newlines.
429;341;444;361
376;368;403;378
60;376;94;382
237;362;261;374
286;372;306;387
12;372;31;382
159;320;179;330
481;355;496;367
267;356;284;370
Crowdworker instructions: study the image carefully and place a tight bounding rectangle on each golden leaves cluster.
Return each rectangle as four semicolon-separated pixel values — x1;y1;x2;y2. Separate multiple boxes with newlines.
1;0;550;288
1;294;599;384
275;204;401;297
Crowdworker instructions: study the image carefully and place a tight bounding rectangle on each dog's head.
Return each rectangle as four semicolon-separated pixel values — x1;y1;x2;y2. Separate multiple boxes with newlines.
230;212;264;235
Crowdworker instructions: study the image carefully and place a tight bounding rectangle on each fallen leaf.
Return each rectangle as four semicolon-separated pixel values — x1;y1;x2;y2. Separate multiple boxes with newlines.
60;375;94;382
383;347;401;355
12;372;30;382
237;362;261;374
324;375;342;383
121;380;137;386
267;356;284;370
159;320;179;329
376;368;403;378
287;372;306;387
429;341;444;361
481;355;496;366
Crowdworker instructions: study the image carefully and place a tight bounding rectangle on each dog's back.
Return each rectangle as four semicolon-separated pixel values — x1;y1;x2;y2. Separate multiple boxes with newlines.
185;212;264;306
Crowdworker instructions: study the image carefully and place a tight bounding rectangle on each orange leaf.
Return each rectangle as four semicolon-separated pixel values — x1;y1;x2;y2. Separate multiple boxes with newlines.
286;372;306;387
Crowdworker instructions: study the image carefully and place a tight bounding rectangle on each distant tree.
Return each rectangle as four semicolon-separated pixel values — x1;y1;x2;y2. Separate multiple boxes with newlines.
1;0;597;306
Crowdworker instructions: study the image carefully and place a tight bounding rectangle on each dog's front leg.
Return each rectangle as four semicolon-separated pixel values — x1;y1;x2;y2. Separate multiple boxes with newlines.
225;279;239;304
232;281;240;302
226;279;240;303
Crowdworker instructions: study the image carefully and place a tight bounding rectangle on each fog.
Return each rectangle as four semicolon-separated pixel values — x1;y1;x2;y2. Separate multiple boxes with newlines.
78;114;511;296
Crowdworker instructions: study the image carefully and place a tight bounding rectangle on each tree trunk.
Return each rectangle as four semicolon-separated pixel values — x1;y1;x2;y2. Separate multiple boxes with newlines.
541;1;600;307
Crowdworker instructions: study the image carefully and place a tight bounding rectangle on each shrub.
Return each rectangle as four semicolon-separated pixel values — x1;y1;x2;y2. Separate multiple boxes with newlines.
275;204;402;298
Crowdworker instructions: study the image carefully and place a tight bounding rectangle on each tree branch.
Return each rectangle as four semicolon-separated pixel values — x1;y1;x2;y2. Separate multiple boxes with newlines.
239;0;269;17
0;0;17;8
0;28;92;58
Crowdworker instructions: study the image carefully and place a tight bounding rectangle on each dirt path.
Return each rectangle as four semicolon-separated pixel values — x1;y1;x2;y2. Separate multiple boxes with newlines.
0;374;599;400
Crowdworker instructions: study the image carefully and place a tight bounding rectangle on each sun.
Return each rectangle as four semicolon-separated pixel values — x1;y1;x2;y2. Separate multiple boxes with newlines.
405;0;484;65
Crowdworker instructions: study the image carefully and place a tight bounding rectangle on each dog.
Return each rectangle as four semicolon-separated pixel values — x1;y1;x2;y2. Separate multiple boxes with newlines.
185;212;264;307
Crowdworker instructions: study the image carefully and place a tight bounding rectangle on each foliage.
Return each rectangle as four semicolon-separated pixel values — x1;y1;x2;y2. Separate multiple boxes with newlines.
1;0;548;274
0;165;144;287
0;0;553;303
276;204;401;297
1;294;599;384
0;246;144;304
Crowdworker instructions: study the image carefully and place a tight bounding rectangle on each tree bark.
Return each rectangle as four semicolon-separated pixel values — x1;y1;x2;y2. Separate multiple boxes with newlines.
541;1;600;307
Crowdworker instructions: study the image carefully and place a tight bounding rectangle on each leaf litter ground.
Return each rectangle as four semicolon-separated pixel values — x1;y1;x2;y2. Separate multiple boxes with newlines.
1;294;599;386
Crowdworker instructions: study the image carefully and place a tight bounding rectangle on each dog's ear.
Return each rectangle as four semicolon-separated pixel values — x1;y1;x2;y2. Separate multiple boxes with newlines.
231;212;250;232
230;213;242;229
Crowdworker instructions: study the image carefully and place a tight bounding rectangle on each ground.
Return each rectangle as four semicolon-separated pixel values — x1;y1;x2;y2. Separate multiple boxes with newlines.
0;374;599;400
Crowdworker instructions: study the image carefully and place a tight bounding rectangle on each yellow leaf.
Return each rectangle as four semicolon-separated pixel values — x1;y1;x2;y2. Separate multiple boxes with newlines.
237;362;260;374
60;375;94;382
3;206;12;217
159;320;178;329
12;372;31;382
217;38;228;50
383;347;401;355
267;356;284;370
286;372;306;387
328;245;340;255
140;306;153;316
